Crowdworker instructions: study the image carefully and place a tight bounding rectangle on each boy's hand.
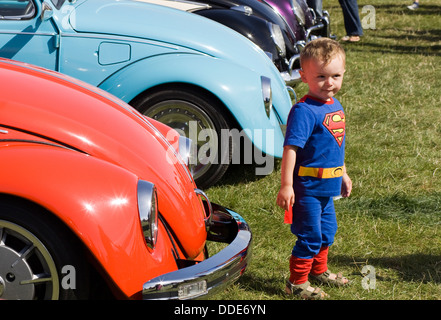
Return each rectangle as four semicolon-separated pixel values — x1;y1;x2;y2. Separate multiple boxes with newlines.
341;173;352;198
277;185;295;211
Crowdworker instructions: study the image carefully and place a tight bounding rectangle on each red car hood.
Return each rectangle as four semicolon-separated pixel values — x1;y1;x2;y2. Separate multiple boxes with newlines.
0;59;206;258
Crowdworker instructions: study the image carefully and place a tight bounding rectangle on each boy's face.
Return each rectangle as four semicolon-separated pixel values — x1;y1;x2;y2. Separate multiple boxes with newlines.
300;55;345;101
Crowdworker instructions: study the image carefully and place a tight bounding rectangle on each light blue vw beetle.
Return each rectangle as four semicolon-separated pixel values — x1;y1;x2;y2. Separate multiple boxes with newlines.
0;0;293;188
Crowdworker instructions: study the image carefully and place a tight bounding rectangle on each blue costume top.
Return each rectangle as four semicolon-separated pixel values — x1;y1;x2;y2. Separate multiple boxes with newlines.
284;95;346;197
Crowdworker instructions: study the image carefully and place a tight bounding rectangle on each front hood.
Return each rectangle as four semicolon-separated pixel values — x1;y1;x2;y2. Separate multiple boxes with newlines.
0;59;206;258
68;0;282;82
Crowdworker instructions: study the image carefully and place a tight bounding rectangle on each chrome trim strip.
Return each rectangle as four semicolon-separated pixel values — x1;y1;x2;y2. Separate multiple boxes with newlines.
0;31;57;36
61;33;181;51
142;205;252;300
0;139;81;152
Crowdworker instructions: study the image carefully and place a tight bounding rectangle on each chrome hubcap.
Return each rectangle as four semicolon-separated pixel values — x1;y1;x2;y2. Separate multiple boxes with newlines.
0;220;59;300
0;242;35;299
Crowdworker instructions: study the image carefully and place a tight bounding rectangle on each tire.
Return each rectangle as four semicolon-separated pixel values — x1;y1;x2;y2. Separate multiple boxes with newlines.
132;86;233;189
0;200;90;300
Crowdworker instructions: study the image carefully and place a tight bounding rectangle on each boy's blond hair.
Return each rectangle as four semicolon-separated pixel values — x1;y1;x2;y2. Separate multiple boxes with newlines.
300;38;346;68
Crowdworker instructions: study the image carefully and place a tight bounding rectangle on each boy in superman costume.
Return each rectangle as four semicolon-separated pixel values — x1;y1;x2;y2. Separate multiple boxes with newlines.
276;38;352;299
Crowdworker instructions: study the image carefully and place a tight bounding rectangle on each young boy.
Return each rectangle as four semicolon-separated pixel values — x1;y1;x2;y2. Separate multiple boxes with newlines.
276;38;352;299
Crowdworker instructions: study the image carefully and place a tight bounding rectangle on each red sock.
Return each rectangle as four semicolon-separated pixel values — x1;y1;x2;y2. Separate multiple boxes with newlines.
289;255;313;284
310;246;329;276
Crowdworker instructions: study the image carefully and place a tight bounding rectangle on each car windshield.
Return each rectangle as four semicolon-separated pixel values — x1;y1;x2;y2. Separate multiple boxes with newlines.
51;0;66;10
0;0;35;19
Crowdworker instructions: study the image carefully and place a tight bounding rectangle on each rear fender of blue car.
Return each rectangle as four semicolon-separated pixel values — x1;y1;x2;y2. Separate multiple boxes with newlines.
98;53;287;159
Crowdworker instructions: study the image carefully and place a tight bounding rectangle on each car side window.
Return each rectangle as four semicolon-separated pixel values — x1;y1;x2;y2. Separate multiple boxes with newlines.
0;0;36;20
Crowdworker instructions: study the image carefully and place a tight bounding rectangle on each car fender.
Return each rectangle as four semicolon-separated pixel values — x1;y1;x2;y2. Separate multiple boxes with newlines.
196;8;281;60
99;53;288;158
0;144;177;298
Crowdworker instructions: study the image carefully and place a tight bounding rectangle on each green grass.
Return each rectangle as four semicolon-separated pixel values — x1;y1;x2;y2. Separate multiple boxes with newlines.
206;0;441;300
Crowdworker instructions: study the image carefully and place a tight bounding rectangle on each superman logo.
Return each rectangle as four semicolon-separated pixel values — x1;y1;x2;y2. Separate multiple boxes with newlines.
323;111;345;147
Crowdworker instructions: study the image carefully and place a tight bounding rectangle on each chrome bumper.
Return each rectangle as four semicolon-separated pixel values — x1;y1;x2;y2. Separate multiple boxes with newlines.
283;13;333;87
142;203;252;300
281;52;301;87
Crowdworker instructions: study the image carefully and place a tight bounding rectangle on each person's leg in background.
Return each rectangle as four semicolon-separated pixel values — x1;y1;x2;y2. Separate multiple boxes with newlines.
338;0;363;42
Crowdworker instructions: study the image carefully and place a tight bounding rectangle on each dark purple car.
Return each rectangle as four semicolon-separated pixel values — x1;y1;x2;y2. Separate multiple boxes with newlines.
263;0;332;42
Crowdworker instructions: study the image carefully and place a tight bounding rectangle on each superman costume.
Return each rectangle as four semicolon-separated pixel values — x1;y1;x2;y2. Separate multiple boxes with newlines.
284;95;346;282
284;95;346;199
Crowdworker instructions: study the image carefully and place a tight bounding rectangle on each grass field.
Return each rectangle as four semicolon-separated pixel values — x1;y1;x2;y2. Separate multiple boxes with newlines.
206;0;441;300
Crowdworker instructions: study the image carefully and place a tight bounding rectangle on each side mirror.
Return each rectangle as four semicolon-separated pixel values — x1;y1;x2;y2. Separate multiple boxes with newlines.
40;1;53;21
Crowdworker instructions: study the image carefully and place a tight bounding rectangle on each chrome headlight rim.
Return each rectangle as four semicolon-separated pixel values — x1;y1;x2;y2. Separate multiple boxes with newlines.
290;0;306;26
137;180;159;249
261;76;272;118
268;22;286;58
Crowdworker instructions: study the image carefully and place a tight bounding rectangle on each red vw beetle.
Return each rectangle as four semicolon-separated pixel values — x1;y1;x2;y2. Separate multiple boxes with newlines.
0;59;251;300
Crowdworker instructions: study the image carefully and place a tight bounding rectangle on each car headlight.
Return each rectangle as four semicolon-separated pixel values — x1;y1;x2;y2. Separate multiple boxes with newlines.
261;76;272;118
178;136;196;177
268;22;286;57
137;180;159;249
291;0;306;26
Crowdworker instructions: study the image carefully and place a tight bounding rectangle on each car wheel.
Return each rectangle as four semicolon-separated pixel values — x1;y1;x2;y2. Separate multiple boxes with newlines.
0;201;90;300
132;87;233;189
